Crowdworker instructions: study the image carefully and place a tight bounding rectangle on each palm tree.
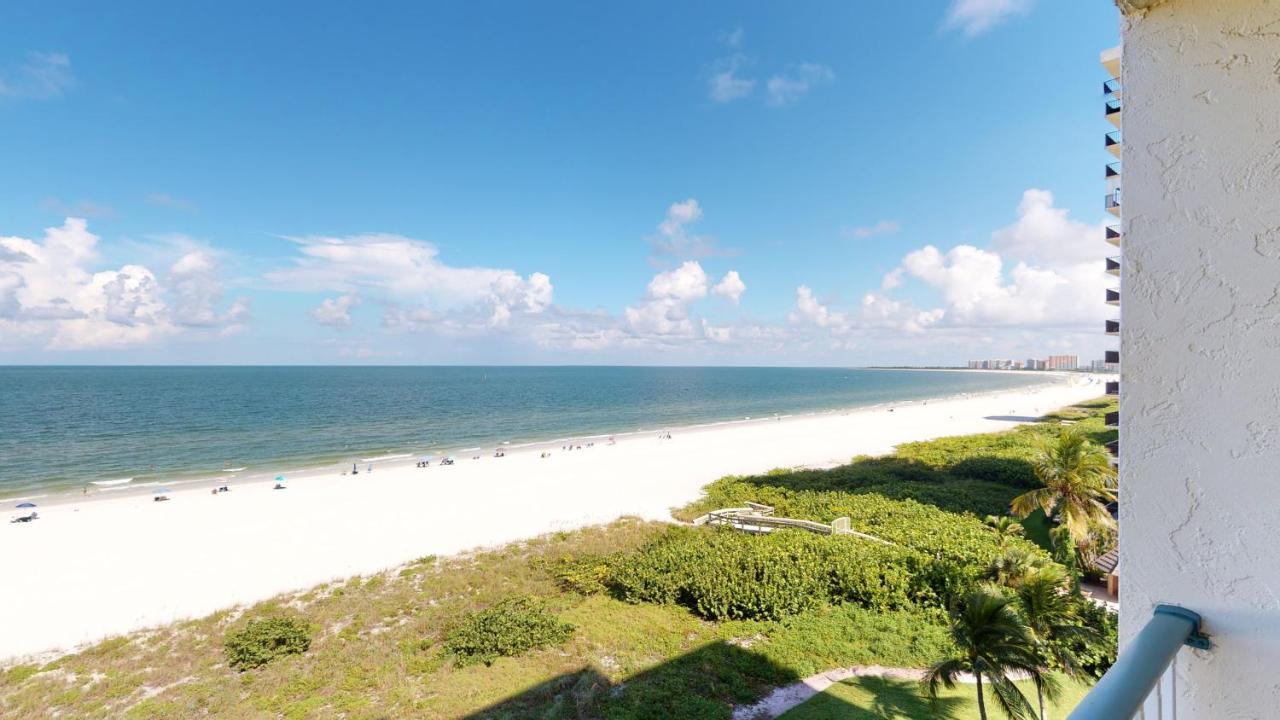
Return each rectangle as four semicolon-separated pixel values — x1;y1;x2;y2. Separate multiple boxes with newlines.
925;587;1050;720
986;546;1050;588
1012;428;1117;546
1016;566;1095;720
984;515;1027;547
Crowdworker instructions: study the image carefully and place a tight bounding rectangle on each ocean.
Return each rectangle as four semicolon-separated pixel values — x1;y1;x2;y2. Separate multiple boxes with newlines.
0;366;1051;498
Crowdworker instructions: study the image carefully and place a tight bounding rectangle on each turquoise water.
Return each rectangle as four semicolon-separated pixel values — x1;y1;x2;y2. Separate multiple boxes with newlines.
0;366;1050;498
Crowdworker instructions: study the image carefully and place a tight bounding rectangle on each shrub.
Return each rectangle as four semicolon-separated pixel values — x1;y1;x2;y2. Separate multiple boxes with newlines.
444;596;575;666
1059;598;1118;679
224;616;312;670
549;553;614;595
612;527;928;621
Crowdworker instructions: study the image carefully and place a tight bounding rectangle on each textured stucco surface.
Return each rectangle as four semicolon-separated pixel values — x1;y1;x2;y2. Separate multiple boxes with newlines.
1120;0;1280;716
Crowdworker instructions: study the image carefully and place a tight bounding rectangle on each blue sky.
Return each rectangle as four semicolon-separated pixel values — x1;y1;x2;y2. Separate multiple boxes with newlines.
0;1;1120;365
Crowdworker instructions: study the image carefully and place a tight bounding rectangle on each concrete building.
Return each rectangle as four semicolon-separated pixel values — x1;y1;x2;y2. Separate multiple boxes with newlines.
1071;1;1280;718
1045;354;1079;371
1089;359;1119;373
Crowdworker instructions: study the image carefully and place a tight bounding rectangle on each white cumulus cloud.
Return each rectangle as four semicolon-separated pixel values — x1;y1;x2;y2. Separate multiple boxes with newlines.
712;270;745;305
311;291;361;328
0;219;245;351
266;232;553;330
886;189;1109;328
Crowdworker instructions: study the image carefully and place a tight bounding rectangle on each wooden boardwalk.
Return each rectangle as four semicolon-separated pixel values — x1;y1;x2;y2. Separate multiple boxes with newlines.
693;502;895;546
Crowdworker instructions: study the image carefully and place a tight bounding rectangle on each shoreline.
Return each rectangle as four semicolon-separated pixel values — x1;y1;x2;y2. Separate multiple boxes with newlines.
0;373;1105;662
9;371;1073;508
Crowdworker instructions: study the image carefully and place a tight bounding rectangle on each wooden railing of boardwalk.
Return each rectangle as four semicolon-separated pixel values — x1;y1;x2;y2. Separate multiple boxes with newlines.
693;503;895;546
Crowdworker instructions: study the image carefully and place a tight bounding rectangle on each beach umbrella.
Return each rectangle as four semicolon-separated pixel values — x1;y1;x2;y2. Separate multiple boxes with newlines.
16;502;36;509
275;475;286;483
153;488;171;495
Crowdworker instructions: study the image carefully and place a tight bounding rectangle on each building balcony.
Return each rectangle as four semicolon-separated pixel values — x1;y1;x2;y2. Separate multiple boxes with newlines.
1107;256;1121;276
1105;130;1121;158
1105;350;1120;364
1105;97;1122;128
1103;77;1122;98
1107;381;1119;395
1106;319;1119;336
1106;288;1120;306
1106;190;1121;217
1106;161;1121;179
1100;45;1121;80
1105;411;1119;428
1106;224;1121;246
1106;439;1118;457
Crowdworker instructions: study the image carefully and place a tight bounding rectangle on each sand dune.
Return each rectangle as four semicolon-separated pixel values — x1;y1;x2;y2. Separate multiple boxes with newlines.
0;373;1106;661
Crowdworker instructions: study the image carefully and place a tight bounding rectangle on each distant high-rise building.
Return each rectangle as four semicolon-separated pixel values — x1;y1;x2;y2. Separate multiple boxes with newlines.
1046;354;1079;370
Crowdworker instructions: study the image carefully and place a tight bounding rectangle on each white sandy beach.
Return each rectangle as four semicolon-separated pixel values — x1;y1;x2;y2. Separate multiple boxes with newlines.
0;373;1106;661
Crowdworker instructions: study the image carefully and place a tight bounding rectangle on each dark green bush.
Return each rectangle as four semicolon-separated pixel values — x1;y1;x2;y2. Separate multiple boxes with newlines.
444;596;575;666
612;527;928;621
1059;598;1118;679
224;616;312;670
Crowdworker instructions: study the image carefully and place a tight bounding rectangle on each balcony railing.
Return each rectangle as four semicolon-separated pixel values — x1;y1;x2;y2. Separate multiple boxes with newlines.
1103;77;1121;96
1106;319;1119;336
1106;224;1121;246
1106;439;1118;457
1105;130;1122;158
1107;256;1121;276
1107;289;1121;305
1105;350;1120;364
1106;161;1121;178
1106;191;1121;216
1106;97;1122;127
1105;411;1119;427
1106;381;1119;395
1068;605;1209;720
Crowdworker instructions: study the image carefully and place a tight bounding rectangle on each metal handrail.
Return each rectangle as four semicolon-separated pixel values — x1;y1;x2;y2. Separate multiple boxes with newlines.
1069;605;1209;720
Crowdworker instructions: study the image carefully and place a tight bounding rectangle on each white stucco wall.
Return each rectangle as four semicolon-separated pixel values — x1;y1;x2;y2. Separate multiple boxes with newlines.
1120;0;1280;716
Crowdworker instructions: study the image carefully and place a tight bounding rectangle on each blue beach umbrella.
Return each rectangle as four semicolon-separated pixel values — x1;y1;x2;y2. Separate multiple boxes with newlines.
16;502;36;509
275;475;286;482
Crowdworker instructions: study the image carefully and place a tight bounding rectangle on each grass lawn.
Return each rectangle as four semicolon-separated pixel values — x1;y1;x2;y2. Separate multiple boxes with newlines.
779;675;1090;720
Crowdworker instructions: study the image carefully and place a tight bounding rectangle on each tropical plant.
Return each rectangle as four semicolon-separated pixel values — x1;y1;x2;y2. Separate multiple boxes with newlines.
985;547;1050;588
984;515;1026;547
1012;428;1116;546
1016;566;1096;720
924;587;1051;720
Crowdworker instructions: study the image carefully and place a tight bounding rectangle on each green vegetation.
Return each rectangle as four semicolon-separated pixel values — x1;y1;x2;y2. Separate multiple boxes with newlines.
1012;427;1117;548
0;398;1117;719
924;588;1048;720
224;616;313;671
778;675;1090;720
613;526;924;620
443;595;575;666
